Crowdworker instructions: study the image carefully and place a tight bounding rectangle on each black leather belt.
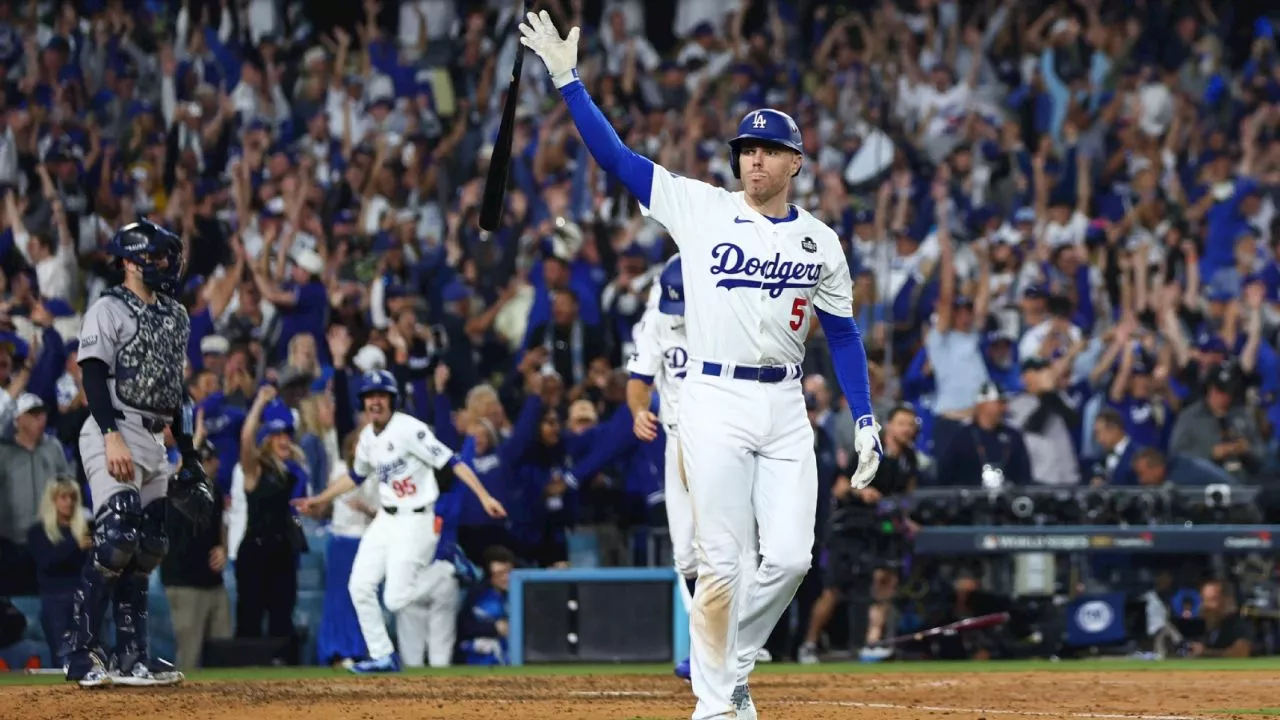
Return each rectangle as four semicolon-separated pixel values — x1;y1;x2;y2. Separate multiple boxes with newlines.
115;409;167;433
383;506;428;515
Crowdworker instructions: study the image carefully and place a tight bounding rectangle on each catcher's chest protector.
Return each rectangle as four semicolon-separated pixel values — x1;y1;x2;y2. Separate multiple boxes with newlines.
106;287;191;417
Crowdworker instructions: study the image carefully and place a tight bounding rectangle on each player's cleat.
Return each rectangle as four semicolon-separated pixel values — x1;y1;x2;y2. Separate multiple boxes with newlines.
78;665;114;689
64;648;112;686
112;657;185;687
66;651;113;689
731;684;758;720
673;657;690;680
797;642;820;665
858;645;893;663
350;653;401;674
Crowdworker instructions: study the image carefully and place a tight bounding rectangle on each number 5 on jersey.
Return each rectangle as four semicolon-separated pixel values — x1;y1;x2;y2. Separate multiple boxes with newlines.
789;298;808;331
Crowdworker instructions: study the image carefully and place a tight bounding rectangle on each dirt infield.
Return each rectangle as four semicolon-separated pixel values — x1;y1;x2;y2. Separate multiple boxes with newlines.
7;668;1280;720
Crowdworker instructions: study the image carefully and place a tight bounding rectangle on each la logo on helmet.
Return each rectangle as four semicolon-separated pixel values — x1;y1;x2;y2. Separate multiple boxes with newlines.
752;112;768;129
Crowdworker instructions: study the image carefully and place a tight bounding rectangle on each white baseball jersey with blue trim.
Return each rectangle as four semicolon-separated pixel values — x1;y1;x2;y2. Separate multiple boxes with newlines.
352;412;452;510
638;175;855;366
626;301;689;431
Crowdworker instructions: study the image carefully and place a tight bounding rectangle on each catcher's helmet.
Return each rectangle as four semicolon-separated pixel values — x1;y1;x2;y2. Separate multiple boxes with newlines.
728;109;804;179
106;219;184;296
358;369;399;399
658;255;684;316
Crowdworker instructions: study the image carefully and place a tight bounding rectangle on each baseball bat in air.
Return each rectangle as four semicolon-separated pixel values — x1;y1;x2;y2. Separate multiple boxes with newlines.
478;1;529;232
867;611;1011;648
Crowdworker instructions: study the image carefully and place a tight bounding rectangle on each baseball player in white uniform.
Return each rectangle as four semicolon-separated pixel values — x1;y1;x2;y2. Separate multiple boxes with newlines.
294;370;506;673
629;256;768;682
520;12;883;719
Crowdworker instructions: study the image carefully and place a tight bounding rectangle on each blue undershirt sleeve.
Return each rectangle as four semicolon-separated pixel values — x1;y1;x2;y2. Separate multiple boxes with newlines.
558;79;654;207
815;308;873;419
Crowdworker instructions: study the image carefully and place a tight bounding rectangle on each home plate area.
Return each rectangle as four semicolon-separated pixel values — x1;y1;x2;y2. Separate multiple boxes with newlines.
6;669;1278;720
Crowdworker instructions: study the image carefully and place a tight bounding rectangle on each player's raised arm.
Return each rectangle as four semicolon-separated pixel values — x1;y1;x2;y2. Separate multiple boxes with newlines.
811;242;882;489
519;11;711;236
406;422;508;519
518;12;651;199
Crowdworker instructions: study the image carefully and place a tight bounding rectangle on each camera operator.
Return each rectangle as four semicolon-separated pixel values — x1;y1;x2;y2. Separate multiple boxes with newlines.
798;405;921;664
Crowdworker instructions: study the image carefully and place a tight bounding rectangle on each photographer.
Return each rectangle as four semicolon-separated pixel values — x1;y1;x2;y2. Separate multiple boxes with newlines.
798;405;921;664
935;382;1033;487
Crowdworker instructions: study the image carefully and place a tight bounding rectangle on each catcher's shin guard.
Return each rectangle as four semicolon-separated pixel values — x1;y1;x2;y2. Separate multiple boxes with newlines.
113;501;169;673
63;490;142;678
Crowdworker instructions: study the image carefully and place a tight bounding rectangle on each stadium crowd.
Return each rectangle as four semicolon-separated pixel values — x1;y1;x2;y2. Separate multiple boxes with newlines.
0;0;1278;671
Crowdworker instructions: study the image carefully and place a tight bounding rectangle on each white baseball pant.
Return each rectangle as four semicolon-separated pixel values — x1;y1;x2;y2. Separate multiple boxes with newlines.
348;507;439;660
395;560;460;668
680;369;816;720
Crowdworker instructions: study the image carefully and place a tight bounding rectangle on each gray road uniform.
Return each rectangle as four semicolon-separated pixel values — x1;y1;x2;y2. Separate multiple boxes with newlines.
76;286;190;510
62;284;190;685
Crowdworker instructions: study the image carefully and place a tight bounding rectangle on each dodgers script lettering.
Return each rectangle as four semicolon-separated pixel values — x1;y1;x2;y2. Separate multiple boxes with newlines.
709;243;822;298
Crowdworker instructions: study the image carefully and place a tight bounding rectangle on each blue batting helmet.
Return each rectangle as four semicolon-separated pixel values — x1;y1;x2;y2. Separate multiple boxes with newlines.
728;108;804;179
358;370;399;400
106;219;184;296
658;255;684;316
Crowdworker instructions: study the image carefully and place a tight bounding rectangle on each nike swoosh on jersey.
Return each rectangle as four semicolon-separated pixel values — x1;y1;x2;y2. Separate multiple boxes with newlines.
734;217;752;224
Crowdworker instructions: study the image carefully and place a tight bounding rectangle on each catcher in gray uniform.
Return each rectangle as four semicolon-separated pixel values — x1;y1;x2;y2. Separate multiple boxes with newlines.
62;220;214;688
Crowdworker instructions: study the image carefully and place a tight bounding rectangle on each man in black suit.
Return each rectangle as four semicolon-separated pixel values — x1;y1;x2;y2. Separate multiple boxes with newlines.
1090;408;1141;486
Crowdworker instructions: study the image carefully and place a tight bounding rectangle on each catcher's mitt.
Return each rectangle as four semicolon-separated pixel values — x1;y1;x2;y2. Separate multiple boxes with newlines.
170;457;214;527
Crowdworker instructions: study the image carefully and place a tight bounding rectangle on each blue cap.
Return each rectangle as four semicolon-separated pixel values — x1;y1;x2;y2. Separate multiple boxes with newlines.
43;298;75;317
255;408;295;445
1196;333;1228;354
1013;206;1036;224
441;280;472;304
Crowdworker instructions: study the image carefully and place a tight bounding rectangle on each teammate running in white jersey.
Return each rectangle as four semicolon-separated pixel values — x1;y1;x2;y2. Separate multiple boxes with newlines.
520;12;882;720
294;370;507;673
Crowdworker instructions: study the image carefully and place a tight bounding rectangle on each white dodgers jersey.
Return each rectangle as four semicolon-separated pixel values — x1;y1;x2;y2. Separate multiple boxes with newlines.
352;412;455;510
638;172;854;366
627;286;689;430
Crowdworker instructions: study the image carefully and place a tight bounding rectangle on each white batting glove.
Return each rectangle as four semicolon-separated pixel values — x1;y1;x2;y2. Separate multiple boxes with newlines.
518;10;581;88
849;415;883;490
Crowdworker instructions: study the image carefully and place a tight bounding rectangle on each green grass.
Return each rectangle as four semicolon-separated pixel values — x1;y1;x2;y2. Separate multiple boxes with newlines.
5;657;1280;687
1207;710;1280;717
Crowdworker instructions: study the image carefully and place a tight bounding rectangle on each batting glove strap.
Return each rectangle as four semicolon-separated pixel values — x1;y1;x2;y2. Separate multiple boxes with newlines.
552;68;580;89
